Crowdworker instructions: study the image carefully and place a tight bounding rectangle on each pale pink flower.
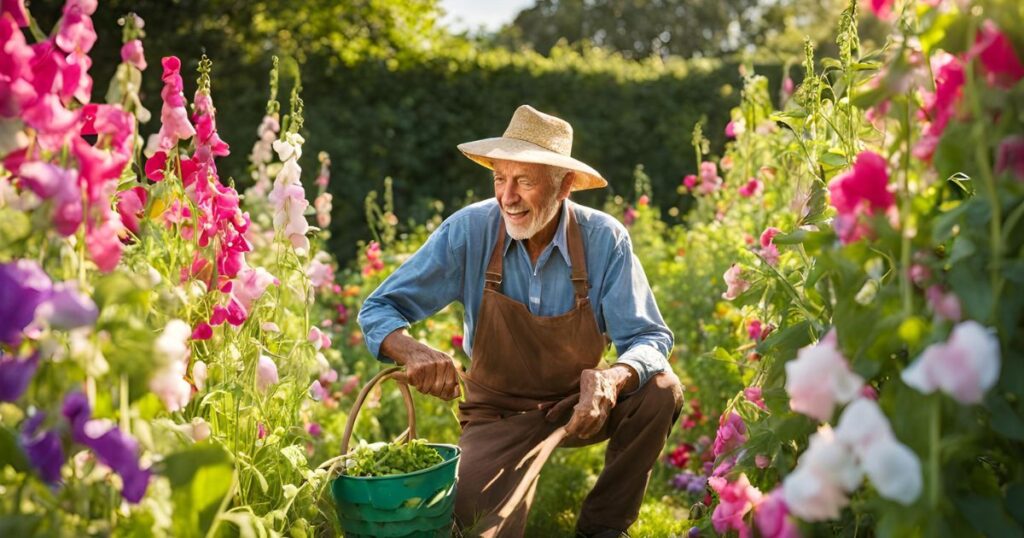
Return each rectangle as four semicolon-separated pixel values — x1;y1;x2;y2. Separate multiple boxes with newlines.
782;426;862;521
157;56;195;150
307;259;334;288
120;39;146;71
785;330;863;421
256;355;279;392
309;380;328;401
17;162;82;236
269;133;310;254
191;360;208;391
698;161;722;195
722;264;750;300
759;243;780;267
834;398;922;505
925;286;961;322
150;359;190;412
901;320;1000;404
84;213;124;272
308;326;331;351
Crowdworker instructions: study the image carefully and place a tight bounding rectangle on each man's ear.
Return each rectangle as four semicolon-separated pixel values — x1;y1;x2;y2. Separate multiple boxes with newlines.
558;171;575;200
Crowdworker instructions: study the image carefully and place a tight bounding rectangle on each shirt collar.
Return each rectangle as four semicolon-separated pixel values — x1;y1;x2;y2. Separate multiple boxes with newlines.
501;200;573;267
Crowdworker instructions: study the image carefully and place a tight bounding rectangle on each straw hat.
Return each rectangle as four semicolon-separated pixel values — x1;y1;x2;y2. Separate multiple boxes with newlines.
457;105;608;191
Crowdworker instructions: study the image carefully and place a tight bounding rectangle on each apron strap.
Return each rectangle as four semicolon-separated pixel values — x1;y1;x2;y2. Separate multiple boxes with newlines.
485;216;507;291
566;206;590;299
485;203;590;298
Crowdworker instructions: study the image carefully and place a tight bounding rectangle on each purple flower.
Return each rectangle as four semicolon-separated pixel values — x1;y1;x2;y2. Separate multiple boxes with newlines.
306;422;322;437
21;412;64;484
36;282;98;330
62;392;151;503
0;260;52;345
0;350;39;402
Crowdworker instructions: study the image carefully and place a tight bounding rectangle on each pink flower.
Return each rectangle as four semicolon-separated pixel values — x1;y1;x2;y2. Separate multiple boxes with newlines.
116;186;147;237
834;399;922;505
191;322;213;341
755;454;771;469
340;374;360;395
307;259;334;288
709;473;762;537
638;194;649;207
828;151;894;244
722;264;751;300
451;334;464;350
760;227;781;248
902;320;1000;404
973;20;1024;88
712;412;747;458
269;133;310;254
623;206;636;226
996;135;1024;181
683;174;697;190
754;487;800;538
308;326;331;351
669;443;694;468
191;361;208;391
781;77;794;103
1;0;28;27
748;320;764;341
698;161;722;195
85;213;124;272
759;243;780;267
925;285;962;322
866;0;895;20
257;422;266;439
725;120;744;139
914;53;965;161
909;264;931;286
738;178;763;197
860;385;879;400
309;380;328;401
157;56;195;150
256;355;279;392
120;39;146;71
785;330;863;421
744;387;767;411
17;161;82;236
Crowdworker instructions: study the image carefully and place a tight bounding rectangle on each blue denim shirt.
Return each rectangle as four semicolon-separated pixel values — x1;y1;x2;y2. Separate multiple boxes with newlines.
357;199;673;389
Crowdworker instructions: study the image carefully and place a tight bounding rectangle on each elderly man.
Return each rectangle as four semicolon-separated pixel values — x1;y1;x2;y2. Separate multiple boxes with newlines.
358;105;682;538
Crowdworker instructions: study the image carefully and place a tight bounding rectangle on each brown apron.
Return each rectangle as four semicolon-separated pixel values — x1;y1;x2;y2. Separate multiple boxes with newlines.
454;207;683;537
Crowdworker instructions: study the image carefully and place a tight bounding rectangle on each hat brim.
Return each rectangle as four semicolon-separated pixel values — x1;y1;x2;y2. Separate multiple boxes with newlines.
457;137;608;191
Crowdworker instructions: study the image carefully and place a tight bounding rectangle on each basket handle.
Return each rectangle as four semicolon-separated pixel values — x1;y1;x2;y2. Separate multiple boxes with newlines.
339;366;417;455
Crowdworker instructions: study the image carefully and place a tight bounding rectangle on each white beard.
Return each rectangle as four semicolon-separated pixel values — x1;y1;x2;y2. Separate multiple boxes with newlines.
504;195;561;240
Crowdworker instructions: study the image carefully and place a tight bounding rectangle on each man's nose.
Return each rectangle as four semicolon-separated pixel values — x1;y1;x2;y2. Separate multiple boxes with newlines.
500;183;519;205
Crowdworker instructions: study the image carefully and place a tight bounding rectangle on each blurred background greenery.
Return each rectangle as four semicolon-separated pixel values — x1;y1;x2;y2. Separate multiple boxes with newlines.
33;0;891;262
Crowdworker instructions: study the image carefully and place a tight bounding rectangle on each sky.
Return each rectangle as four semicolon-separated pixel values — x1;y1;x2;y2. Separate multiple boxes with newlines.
438;0;536;33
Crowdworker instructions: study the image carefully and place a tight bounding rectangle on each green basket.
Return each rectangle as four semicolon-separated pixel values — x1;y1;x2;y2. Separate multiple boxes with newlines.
328;367;461;538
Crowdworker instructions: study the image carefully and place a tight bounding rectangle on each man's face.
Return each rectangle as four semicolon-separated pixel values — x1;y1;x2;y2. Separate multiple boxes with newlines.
493;160;568;240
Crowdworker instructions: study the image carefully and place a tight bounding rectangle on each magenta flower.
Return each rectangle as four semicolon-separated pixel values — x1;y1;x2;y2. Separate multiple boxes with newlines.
191;322;213;341
973;20;1024;88
760;227;781;248
914;52;965;161
712;412;747;458
867;0;894;20
62;392;151;503
0;350;39;402
120;39;146;71
683;174;697;190
738;178;763;197
996;135;1024;181
744;387;767;411
828;151;894;243
1;0;29;27
709;473;762;538
754;487;800;538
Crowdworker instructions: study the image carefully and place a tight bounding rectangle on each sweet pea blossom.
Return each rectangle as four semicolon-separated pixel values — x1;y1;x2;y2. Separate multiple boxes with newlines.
0;350;39;402
257;355;279;392
17;161;83;236
738;178;763;198
828;151;894;244
760;227;781;248
63;392;151;503
120;39;146;71
902;320;1000;404
698;161;722;195
683;174;697;190
785;330;863;421
782;426;862;521
20;412;63;484
925;285;962;322
1;0;29;27
307;258;334;288
709;473;762;537
744;387;767;411
973;20;1024;88
712;412;747;458
0;260;53;345
753;488;799;538
914;52;965;161
835;399;922;505
150;320;193;412
722;264;751;300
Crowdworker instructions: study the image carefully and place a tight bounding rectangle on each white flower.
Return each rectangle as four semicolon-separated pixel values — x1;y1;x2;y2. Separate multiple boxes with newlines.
155;319;191;366
150;358;191;412
785;330;864;421
783;426;861;521
902;320;1000;404
861;436;922;505
834;398;892;460
192;360;208;391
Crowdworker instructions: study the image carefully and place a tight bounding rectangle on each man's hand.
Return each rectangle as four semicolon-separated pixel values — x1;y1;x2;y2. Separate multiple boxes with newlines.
380;330;460;400
565;366;637;439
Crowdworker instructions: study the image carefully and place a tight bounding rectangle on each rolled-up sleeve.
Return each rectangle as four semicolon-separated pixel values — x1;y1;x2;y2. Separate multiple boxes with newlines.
599;238;673;389
357;220;464;360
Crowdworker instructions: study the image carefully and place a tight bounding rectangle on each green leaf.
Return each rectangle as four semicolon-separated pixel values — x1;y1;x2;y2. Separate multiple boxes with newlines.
948;236;976;266
953;495;1024;538
1008;483;1024;526
949;260;994;321
0;425;30;473
159;444;234;536
987;394;1024;442
0;208;31;246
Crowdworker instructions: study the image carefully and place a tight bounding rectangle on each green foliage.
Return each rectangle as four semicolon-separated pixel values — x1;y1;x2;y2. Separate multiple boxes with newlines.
342;439;443;477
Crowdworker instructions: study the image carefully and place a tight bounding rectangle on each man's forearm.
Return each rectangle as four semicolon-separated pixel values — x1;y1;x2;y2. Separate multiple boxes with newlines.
608;363;639;395
379;328;424;366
